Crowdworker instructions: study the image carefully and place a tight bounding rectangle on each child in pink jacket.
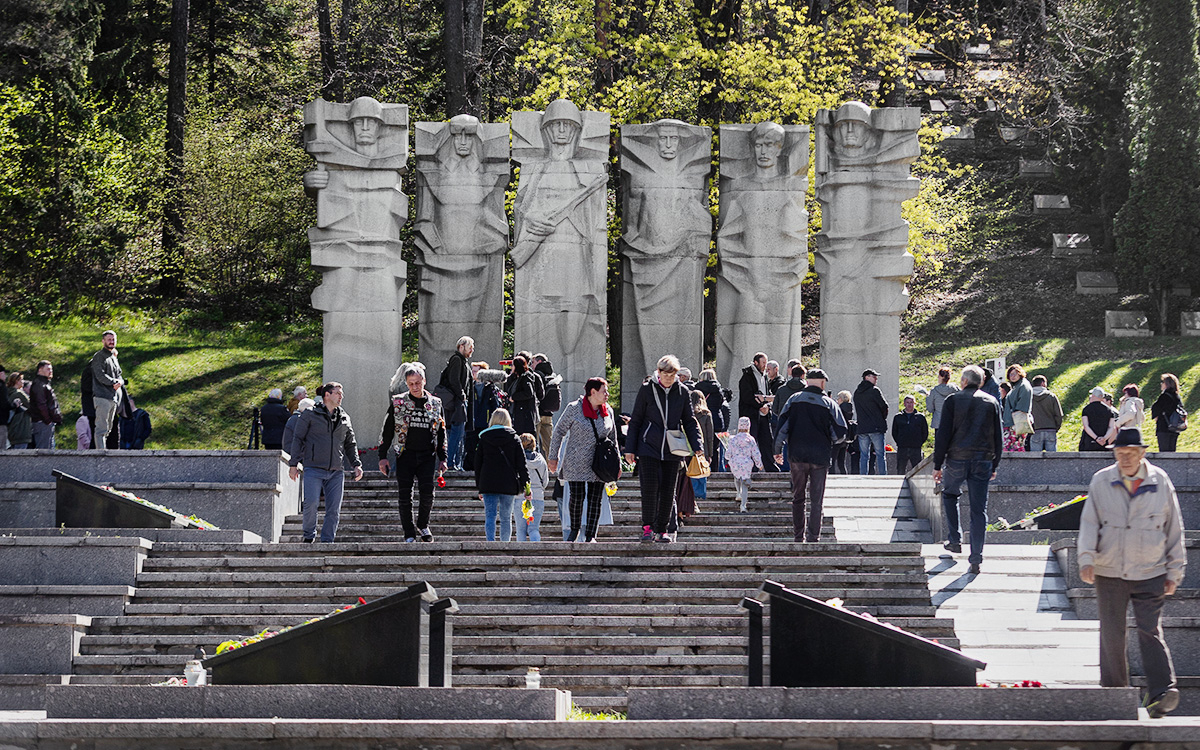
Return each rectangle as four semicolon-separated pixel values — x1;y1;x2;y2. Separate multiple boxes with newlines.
727;416;763;512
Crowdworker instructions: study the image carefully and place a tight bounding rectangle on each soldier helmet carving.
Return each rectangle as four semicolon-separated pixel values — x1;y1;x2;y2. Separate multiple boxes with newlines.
833;101;873;124
348;96;385;122
542;99;583;128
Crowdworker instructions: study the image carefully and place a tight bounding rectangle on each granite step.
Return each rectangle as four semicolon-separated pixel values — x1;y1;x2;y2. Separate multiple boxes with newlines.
128;571;925;587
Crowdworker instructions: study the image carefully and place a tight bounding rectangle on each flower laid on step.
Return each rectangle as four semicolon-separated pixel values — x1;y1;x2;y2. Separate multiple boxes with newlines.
978;680;1044;688
214;600;366;655
101;486;221;530
987;494;1087;531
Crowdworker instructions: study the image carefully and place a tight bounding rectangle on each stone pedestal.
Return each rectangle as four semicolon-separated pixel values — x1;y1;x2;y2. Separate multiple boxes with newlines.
1052;233;1092;257
1018;158;1053;178
814;102;921;406
512;100;611;404
1034;194;1070;214
414;117;510;369
997;126;1027;143
304;97;410;444
942;125;975;146
916;69;947;84
618;120;712;407
1183;312;1200;336
1076;271;1117;295
1105;311;1152;337
715;122;809;412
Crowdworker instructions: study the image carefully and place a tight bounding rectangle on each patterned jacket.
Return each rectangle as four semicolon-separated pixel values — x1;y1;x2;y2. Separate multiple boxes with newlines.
378;391;447;461
727;432;763;480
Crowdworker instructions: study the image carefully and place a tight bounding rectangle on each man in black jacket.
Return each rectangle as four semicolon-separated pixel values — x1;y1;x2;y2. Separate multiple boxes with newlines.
770;365;807;472
532;354;562;459
774;369;847;542
0;364;8;448
442;336;474;471
853;369;889;475
891;395;929;474
738;353;777;471
932;365;1003;575
259;388;291;450
29;360;63;449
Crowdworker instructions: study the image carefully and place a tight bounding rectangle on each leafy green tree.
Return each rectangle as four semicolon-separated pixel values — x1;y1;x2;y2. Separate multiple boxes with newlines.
1115;0;1200;332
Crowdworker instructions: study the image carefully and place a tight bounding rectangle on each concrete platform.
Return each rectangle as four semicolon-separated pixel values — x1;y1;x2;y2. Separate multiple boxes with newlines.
0;617;89;674
43;685;570;720
626;686;1139;721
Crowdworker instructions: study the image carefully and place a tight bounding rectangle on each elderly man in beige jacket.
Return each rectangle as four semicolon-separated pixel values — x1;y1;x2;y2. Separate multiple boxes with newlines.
1079;427;1186;718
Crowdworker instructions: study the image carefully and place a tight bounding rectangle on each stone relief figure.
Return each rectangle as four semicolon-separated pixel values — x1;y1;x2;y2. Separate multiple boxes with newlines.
303;95;410;443
814;100;921;410
618;119;712;407
511;99;610;407
414;114;510;368
715;121;809;414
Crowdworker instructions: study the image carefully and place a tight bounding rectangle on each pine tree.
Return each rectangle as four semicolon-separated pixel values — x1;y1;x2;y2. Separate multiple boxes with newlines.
1115;0;1200;332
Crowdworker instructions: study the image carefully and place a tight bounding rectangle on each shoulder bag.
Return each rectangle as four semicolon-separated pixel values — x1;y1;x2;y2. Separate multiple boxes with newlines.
652;384;693;457
1012;410;1034;435
589;412;621;482
1168;403;1188;433
686;453;711;478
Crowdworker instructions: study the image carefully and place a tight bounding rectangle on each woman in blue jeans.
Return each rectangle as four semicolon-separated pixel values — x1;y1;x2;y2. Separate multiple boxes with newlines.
474;409;530;541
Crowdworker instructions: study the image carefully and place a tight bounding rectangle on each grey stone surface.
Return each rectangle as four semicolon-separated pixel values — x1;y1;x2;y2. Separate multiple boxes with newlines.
1052;232;1092;257
997;126;1026;143
941;125;974;145
1106;310;1152;337
511;100;610;403
1068;587;1200;618
0;674;61;710
0;585;133;616
0;527;262;543
0;616;89;674
992;452;1200;486
814;102;920;408
1076;271;1117;295
1053;536;1200;589
303;96;410;445
1129;618;1200;675
1018;158;1053;177
44;685;569;720
619;120;712;404
0;536;150;586
915;69;947;83
716;122;809;410
414;116;510;368
626;686;1139;721
1183;312;1200;336
0;452;297;541
1034;194;1071;214
928;99;960;113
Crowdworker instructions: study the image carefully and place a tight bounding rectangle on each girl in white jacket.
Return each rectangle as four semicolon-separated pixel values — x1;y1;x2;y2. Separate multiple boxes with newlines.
518;433;549;541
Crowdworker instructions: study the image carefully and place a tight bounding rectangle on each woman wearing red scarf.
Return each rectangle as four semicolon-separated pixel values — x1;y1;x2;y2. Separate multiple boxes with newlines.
549;377;619;542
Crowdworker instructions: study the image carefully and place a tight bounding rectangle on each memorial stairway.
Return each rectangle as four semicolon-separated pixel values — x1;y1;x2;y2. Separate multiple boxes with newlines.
67;472;958;712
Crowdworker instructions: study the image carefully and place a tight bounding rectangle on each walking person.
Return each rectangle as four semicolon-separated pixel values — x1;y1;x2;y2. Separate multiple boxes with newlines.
288;382;363;543
440;337;473;471
1002;364;1032;452
6;373;32;449
1150;374;1185;453
891;395;929;474
475;409;529;542
773;369;847;542
532;355;563;459
549;377;620;543
932;365;1003;575
925;367;960;440
0;365;8;448
738;353;776;471
728;417;763;512
378;363;447;543
1029;375;1064;452
29;361;63;449
625;355;704;543
90;330;124;448
517;433;548;541
283;397;315;455
504;355;543;436
695;369;732;471
831;391;855;474
689;388;715;509
853;369;889;475
770;365;807;472
1078;427;1186;718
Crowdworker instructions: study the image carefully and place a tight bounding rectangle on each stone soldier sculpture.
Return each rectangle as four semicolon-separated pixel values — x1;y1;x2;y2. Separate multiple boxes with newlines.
414;114;510;368
303;95;409;444
618;119;713;409
814;101;920;411
511;99;610;407
716;121;809;419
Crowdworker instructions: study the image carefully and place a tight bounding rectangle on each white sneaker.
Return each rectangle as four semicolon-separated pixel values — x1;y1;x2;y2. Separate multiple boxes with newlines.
418;528;434;542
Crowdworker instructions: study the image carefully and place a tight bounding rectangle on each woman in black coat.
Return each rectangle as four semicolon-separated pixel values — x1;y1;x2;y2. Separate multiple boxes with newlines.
1150;373;1184;453
504;355;542;435
475;408;530;541
624;355;705;543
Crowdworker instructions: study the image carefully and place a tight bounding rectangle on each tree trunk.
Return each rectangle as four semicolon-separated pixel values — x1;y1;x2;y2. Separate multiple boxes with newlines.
316;0;340;100
594;0;613;92
464;0;483;116
444;0;467;116
161;0;190;300
882;0;909;107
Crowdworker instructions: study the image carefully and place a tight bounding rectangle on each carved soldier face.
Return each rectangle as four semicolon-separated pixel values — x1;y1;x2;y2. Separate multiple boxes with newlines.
754;135;783;169
450;124;477;158
546;120;580;146
353;117;382;146
834;119;877;153
657;130;680;160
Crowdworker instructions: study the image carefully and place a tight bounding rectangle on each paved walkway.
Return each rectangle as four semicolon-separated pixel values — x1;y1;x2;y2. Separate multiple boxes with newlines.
819;474;1100;686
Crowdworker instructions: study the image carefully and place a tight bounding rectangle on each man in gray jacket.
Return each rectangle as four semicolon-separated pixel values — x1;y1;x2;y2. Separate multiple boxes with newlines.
288;382;363;543
1079;428;1186;718
90;330;124;448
